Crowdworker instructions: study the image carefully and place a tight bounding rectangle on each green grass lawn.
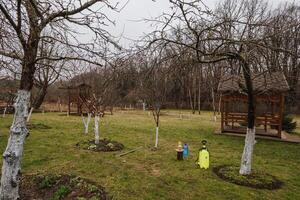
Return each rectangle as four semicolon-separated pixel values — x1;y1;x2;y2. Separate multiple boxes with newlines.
0;110;300;200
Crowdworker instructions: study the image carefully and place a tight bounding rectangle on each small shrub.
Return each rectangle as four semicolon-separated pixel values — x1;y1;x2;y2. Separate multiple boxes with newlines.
50;185;71;200
282;115;297;133
70;176;83;186
39;175;57;189
271;114;297;133
87;184;98;193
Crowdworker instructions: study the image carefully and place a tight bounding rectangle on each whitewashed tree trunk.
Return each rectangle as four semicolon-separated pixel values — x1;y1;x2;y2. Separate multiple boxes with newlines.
155;126;159;148
94;115;100;144
0;90;30;200
213;115;217;122
82;113;91;134
142;103;146;111
218;95;222;115
26;107;34;122
2;107;7;118
239;128;256;175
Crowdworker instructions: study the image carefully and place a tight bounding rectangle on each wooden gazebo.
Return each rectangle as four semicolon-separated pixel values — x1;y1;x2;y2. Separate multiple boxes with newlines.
218;71;289;138
59;83;91;115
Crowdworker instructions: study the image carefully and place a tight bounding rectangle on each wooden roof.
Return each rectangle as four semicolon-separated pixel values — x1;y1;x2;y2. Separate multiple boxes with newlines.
218;71;289;94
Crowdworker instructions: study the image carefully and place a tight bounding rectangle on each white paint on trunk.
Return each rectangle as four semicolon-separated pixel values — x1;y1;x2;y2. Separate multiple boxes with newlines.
26;107;34;122
2;107;7;118
82;113;91;134
94;115;100;144
142;103;146;111
213;115;217;122
155;126;159;148
0;90;30;200
239;128;256;175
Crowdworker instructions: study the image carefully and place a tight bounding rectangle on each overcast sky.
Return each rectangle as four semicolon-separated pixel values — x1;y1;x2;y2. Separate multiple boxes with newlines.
100;0;295;48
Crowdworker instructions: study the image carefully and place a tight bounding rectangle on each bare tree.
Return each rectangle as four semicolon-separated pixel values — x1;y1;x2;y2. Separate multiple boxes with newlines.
138;54;169;149
0;0;119;198
32;39;67;109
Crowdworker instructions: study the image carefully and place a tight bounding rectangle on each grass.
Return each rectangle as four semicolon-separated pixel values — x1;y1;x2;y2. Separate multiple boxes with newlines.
0;110;300;199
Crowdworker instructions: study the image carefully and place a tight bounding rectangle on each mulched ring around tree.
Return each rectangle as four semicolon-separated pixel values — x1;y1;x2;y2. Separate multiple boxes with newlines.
213;165;283;190
76;139;124;152
20;174;110;200
7;123;52;130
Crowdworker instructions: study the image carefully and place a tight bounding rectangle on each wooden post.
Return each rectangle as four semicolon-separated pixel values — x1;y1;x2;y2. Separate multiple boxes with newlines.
68;88;70;116
264;114;267;132
221;98;224;133
77;87;80;114
231;98;234;129
225;98;228;126
278;94;285;138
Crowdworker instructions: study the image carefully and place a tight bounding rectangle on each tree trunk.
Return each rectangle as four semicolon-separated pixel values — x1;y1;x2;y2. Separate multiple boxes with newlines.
2;107;7;118
0;90;30;200
211;87;216;121
0;23;40;197
155;126;159;148
239;58;256;175
32;86;48;109
198;72;201;115
82;113;92;134
188;89;195;114
26;107;34;122
110;106;113;115
94;115;100;144
218;95;222;115
239;128;256;174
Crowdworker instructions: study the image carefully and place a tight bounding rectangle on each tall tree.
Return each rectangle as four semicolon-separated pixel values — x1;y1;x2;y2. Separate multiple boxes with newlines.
0;0;118;198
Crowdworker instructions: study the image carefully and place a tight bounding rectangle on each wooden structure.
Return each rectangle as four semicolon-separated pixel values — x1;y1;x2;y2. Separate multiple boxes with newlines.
59;83;92;115
0;78;18;113
218;72;289;138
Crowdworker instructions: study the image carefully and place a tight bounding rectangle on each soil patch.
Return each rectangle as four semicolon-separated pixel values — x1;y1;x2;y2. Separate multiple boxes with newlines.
76;139;124;152
213;165;283;190
7;123;52;130
20;174;110;199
